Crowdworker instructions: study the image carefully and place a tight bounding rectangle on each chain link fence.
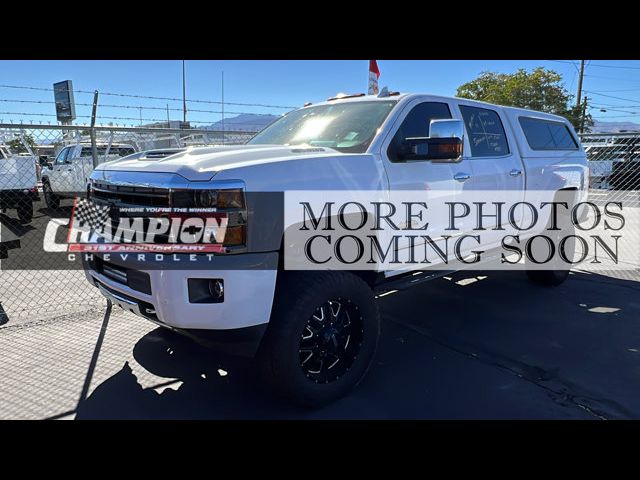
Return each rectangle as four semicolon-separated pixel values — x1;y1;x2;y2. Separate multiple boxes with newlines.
582;133;640;191
0;123;257;324
1;125;640;325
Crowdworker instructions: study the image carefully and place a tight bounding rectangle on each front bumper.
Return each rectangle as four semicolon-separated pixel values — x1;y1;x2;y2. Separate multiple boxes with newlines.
84;251;279;356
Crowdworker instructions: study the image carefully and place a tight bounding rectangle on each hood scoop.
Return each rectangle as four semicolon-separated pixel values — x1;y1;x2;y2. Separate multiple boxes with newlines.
290;147;326;154
123;148;187;162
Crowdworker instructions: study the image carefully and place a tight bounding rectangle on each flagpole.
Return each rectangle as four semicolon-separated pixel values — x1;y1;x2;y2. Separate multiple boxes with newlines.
368;60;380;95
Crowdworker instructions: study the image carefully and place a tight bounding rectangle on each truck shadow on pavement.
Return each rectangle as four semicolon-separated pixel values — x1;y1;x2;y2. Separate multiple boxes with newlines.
75;328;303;419
0;213;36;237
75;269;640;420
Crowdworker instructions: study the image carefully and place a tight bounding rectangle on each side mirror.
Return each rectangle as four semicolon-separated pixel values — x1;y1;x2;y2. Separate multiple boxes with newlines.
399;119;464;163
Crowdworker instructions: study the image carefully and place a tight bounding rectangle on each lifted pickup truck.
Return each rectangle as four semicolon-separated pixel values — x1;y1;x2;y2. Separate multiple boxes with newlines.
83;93;588;406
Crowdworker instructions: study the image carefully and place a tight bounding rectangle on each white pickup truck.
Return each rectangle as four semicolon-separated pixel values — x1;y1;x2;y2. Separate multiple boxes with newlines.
41;142;135;209
83;92;588;406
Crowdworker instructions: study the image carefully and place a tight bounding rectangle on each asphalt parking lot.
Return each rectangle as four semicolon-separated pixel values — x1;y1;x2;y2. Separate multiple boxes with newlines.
2;191;639;419
1;266;639;420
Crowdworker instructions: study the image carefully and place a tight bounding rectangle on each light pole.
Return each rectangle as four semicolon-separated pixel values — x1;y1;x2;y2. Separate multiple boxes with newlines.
182;60;187;125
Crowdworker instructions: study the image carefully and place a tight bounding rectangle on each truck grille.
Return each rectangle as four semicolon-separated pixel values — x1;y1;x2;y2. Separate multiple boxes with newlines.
92;181;171;207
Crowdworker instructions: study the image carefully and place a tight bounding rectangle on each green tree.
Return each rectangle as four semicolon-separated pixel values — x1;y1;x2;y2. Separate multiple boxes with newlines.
456;67;593;132
6;133;38;154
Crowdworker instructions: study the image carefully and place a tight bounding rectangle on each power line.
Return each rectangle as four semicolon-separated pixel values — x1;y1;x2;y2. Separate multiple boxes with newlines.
591;107;639;115
590;102;640;109
588;88;640;93
583;73;640;83
0;84;297;110
585;90;640;103
547;60;575;66
547;59;581;73
551;60;640;71
593;114;640;118
583;62;640;71
0;110;254;125
0;98;281;118
567;69;577;94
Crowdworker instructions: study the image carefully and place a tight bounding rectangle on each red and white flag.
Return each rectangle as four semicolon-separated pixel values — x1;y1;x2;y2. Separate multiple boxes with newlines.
368;60;380;95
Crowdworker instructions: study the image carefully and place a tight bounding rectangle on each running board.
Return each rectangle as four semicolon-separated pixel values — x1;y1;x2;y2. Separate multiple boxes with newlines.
373;250;506;296
374;270;455;295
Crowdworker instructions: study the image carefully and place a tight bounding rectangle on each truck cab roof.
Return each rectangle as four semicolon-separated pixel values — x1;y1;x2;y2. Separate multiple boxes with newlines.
309;92;570;124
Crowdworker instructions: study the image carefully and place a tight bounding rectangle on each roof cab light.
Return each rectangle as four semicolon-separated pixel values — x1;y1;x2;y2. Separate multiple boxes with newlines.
327;93;366;101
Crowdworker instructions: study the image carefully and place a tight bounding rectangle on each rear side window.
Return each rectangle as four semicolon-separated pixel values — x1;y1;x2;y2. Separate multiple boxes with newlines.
459;105;510;157
518;117;578;150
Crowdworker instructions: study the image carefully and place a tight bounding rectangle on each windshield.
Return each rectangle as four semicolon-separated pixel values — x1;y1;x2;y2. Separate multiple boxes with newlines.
248;100;397;153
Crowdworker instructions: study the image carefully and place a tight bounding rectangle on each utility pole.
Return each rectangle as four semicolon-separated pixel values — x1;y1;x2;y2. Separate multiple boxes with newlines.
576;60;586;109
182;60;187;125
89;90;99;168
580;96;588;134
221;71;225;145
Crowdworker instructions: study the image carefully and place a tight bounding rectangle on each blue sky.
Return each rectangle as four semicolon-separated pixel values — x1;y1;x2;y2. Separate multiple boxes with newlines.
2;60;640;126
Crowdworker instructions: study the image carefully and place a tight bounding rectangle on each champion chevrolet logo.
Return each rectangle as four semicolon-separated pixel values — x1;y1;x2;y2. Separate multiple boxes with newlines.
59;198;229;254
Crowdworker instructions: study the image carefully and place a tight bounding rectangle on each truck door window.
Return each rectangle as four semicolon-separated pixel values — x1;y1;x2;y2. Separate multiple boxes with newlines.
459;105;510;157
54;147;70;165
388;102;452;162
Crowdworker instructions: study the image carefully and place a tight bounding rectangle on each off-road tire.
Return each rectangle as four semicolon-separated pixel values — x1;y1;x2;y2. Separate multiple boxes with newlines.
258;271;380;408
525;191;577;287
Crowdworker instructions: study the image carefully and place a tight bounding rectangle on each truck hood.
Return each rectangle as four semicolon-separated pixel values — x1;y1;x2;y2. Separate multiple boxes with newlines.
94;145;342;182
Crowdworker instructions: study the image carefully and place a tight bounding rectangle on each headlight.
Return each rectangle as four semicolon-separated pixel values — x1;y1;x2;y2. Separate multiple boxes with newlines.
171;186;247;251
217;189;244;209
195;190;218;208
173;188;246;210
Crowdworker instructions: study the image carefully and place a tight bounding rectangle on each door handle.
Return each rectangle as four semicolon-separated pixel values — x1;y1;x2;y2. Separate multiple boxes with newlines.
509;169;522;177
454;172;471;182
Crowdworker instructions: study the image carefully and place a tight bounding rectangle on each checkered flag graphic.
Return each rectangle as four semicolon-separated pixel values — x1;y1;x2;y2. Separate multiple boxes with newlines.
72;198;111;231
